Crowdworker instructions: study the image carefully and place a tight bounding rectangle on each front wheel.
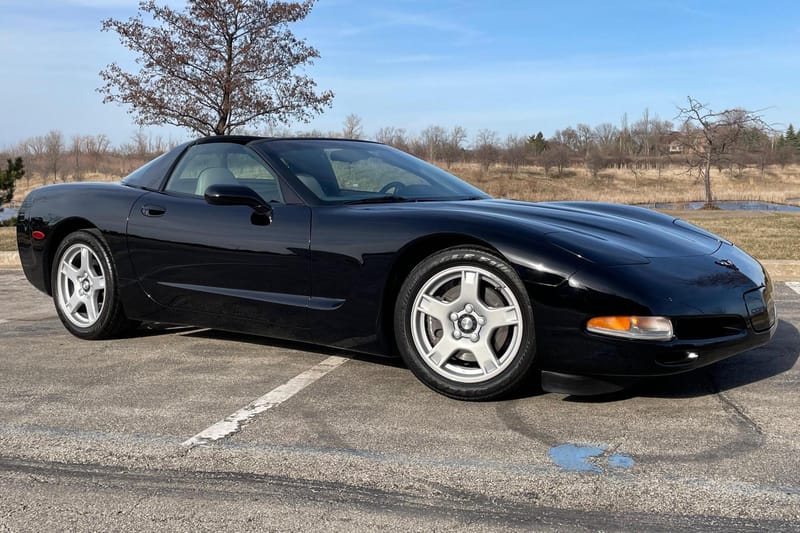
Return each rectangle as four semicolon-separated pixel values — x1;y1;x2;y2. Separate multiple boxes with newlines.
394;247;537;400
51;229;138;339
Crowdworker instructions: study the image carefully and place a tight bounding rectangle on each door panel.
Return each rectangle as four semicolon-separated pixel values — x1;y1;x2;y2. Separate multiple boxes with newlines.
127;192;311;335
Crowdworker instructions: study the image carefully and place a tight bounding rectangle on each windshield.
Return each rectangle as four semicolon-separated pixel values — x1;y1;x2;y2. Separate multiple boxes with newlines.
254;139;489;204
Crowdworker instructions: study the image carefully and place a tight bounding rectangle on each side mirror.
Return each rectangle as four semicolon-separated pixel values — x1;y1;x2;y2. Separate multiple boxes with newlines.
204;184;273;218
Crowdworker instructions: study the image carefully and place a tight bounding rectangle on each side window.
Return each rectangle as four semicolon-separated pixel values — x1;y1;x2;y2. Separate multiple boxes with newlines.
227;152;274;180
165;143;283;203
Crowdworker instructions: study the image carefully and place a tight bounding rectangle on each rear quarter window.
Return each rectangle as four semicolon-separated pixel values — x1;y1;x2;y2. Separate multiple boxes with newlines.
122;142;189;190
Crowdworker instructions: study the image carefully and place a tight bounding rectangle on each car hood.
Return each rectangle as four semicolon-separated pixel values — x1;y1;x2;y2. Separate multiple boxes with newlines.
388;199;724;264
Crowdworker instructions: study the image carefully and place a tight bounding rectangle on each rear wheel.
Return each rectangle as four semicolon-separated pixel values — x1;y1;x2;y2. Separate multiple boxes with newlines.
394;247;536;400
51;230;138;339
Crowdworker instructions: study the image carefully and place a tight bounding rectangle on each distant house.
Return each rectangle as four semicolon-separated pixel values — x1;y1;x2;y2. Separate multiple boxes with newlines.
666;131;684;154
665;131;707;154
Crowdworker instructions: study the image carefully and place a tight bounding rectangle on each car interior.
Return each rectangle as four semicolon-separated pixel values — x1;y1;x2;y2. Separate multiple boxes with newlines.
165;143;283;204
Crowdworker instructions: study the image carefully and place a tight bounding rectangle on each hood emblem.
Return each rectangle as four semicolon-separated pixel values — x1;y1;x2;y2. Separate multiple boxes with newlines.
715;259;738;271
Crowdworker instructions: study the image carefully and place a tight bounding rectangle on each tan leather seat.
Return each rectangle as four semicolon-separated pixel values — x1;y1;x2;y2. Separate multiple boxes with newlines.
195;167;238;196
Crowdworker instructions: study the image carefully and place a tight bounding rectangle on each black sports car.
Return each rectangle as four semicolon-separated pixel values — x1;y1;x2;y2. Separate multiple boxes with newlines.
16;136;777;400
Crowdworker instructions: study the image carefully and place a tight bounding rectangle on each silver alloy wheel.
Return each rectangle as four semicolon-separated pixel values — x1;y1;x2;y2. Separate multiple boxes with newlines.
410;265;523;383
55;243;107;328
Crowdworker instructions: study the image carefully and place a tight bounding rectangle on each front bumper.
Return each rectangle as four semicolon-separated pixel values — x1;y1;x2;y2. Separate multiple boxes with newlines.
539;316;776;378
531;244;777;379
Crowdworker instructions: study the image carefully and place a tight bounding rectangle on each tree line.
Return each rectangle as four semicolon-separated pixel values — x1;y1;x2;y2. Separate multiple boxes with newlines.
311;104;796;189
0;130;178;189
2;109;797;184
2;102;797;208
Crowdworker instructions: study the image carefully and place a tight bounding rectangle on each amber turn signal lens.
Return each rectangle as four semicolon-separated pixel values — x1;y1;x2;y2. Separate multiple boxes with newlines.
587;316;632;331
586;316;673;341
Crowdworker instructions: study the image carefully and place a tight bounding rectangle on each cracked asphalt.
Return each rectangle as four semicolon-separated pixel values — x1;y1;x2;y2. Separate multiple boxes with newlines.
0;269;798;531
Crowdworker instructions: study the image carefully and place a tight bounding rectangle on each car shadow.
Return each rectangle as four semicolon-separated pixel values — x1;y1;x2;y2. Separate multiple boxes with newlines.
131;319;798;403
175;328;407;368
132;323;201;338
178;328;549;400
564;319;800;403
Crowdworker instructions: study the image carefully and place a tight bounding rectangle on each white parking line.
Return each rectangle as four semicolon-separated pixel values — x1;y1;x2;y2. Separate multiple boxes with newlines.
0;319;8;325
787;281;800;295
182;356;347;448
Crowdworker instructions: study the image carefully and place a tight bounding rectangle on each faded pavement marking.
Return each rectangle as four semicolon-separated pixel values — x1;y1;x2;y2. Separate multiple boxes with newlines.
787;281;800;295
182;356;347;448
549;443;634;473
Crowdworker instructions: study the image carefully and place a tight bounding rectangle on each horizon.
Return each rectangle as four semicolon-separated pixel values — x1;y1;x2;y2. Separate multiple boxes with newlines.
1;0;799;148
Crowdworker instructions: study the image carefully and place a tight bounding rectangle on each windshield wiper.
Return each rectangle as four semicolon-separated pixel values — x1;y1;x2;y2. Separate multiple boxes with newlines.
342;195;485;205
342;195;414;205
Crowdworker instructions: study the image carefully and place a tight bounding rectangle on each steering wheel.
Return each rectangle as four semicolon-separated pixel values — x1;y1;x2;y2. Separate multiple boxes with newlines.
379;181;406;195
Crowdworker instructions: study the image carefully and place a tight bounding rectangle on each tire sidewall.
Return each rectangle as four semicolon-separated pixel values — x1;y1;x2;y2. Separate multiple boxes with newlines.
394;247;537;400
51;230;120;339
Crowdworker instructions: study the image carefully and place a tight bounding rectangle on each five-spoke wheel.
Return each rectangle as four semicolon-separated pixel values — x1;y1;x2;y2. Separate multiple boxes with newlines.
55;243;107;328
395;247;536;400
411;265;523;383
51;230;138;339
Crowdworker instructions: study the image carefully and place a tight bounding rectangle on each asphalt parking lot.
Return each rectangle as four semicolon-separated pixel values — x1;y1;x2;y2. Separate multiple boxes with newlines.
0;269;798;531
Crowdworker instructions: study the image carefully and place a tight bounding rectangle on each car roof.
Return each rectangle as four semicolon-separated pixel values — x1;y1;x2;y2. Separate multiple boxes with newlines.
194;135;381;146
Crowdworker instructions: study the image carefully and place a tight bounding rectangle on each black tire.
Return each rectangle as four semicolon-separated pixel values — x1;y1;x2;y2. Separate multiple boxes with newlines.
394;246;537;400
51;229;138;339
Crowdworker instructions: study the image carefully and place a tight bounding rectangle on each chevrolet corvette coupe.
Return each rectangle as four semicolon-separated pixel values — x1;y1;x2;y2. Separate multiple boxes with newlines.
16;136;777;400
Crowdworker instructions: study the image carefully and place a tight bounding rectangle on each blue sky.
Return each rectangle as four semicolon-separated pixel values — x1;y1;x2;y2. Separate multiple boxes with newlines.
1;0;799;147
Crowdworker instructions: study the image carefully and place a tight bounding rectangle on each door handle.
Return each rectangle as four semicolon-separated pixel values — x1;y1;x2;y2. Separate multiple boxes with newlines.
141;205;166;217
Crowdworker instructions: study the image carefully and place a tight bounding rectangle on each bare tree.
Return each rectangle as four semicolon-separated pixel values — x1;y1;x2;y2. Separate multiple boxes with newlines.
374;126;409;151
342;114;363;139
676;96;773;206
650;118;673;178
262;123;294;137
24;136;46;187
70;135;85;181
442;126;467;167
124;130;151;160
503;134;528;175
618;112;631;162
593;123;618;151
540;143;571;177
473;129;499;172
99;0;334;136
585;148;604;179
84;134;111;173
737;127;772;181
552;127;580;152
631;108;651;164
420;125;448;161
575;123;593;156
44;130;64;184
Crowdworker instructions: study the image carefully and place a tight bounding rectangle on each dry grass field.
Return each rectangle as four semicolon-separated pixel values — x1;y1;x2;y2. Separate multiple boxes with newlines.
0;227;15;251
451;162;800;206
8;162;800;207
2;162;799;260
666;211;800;260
